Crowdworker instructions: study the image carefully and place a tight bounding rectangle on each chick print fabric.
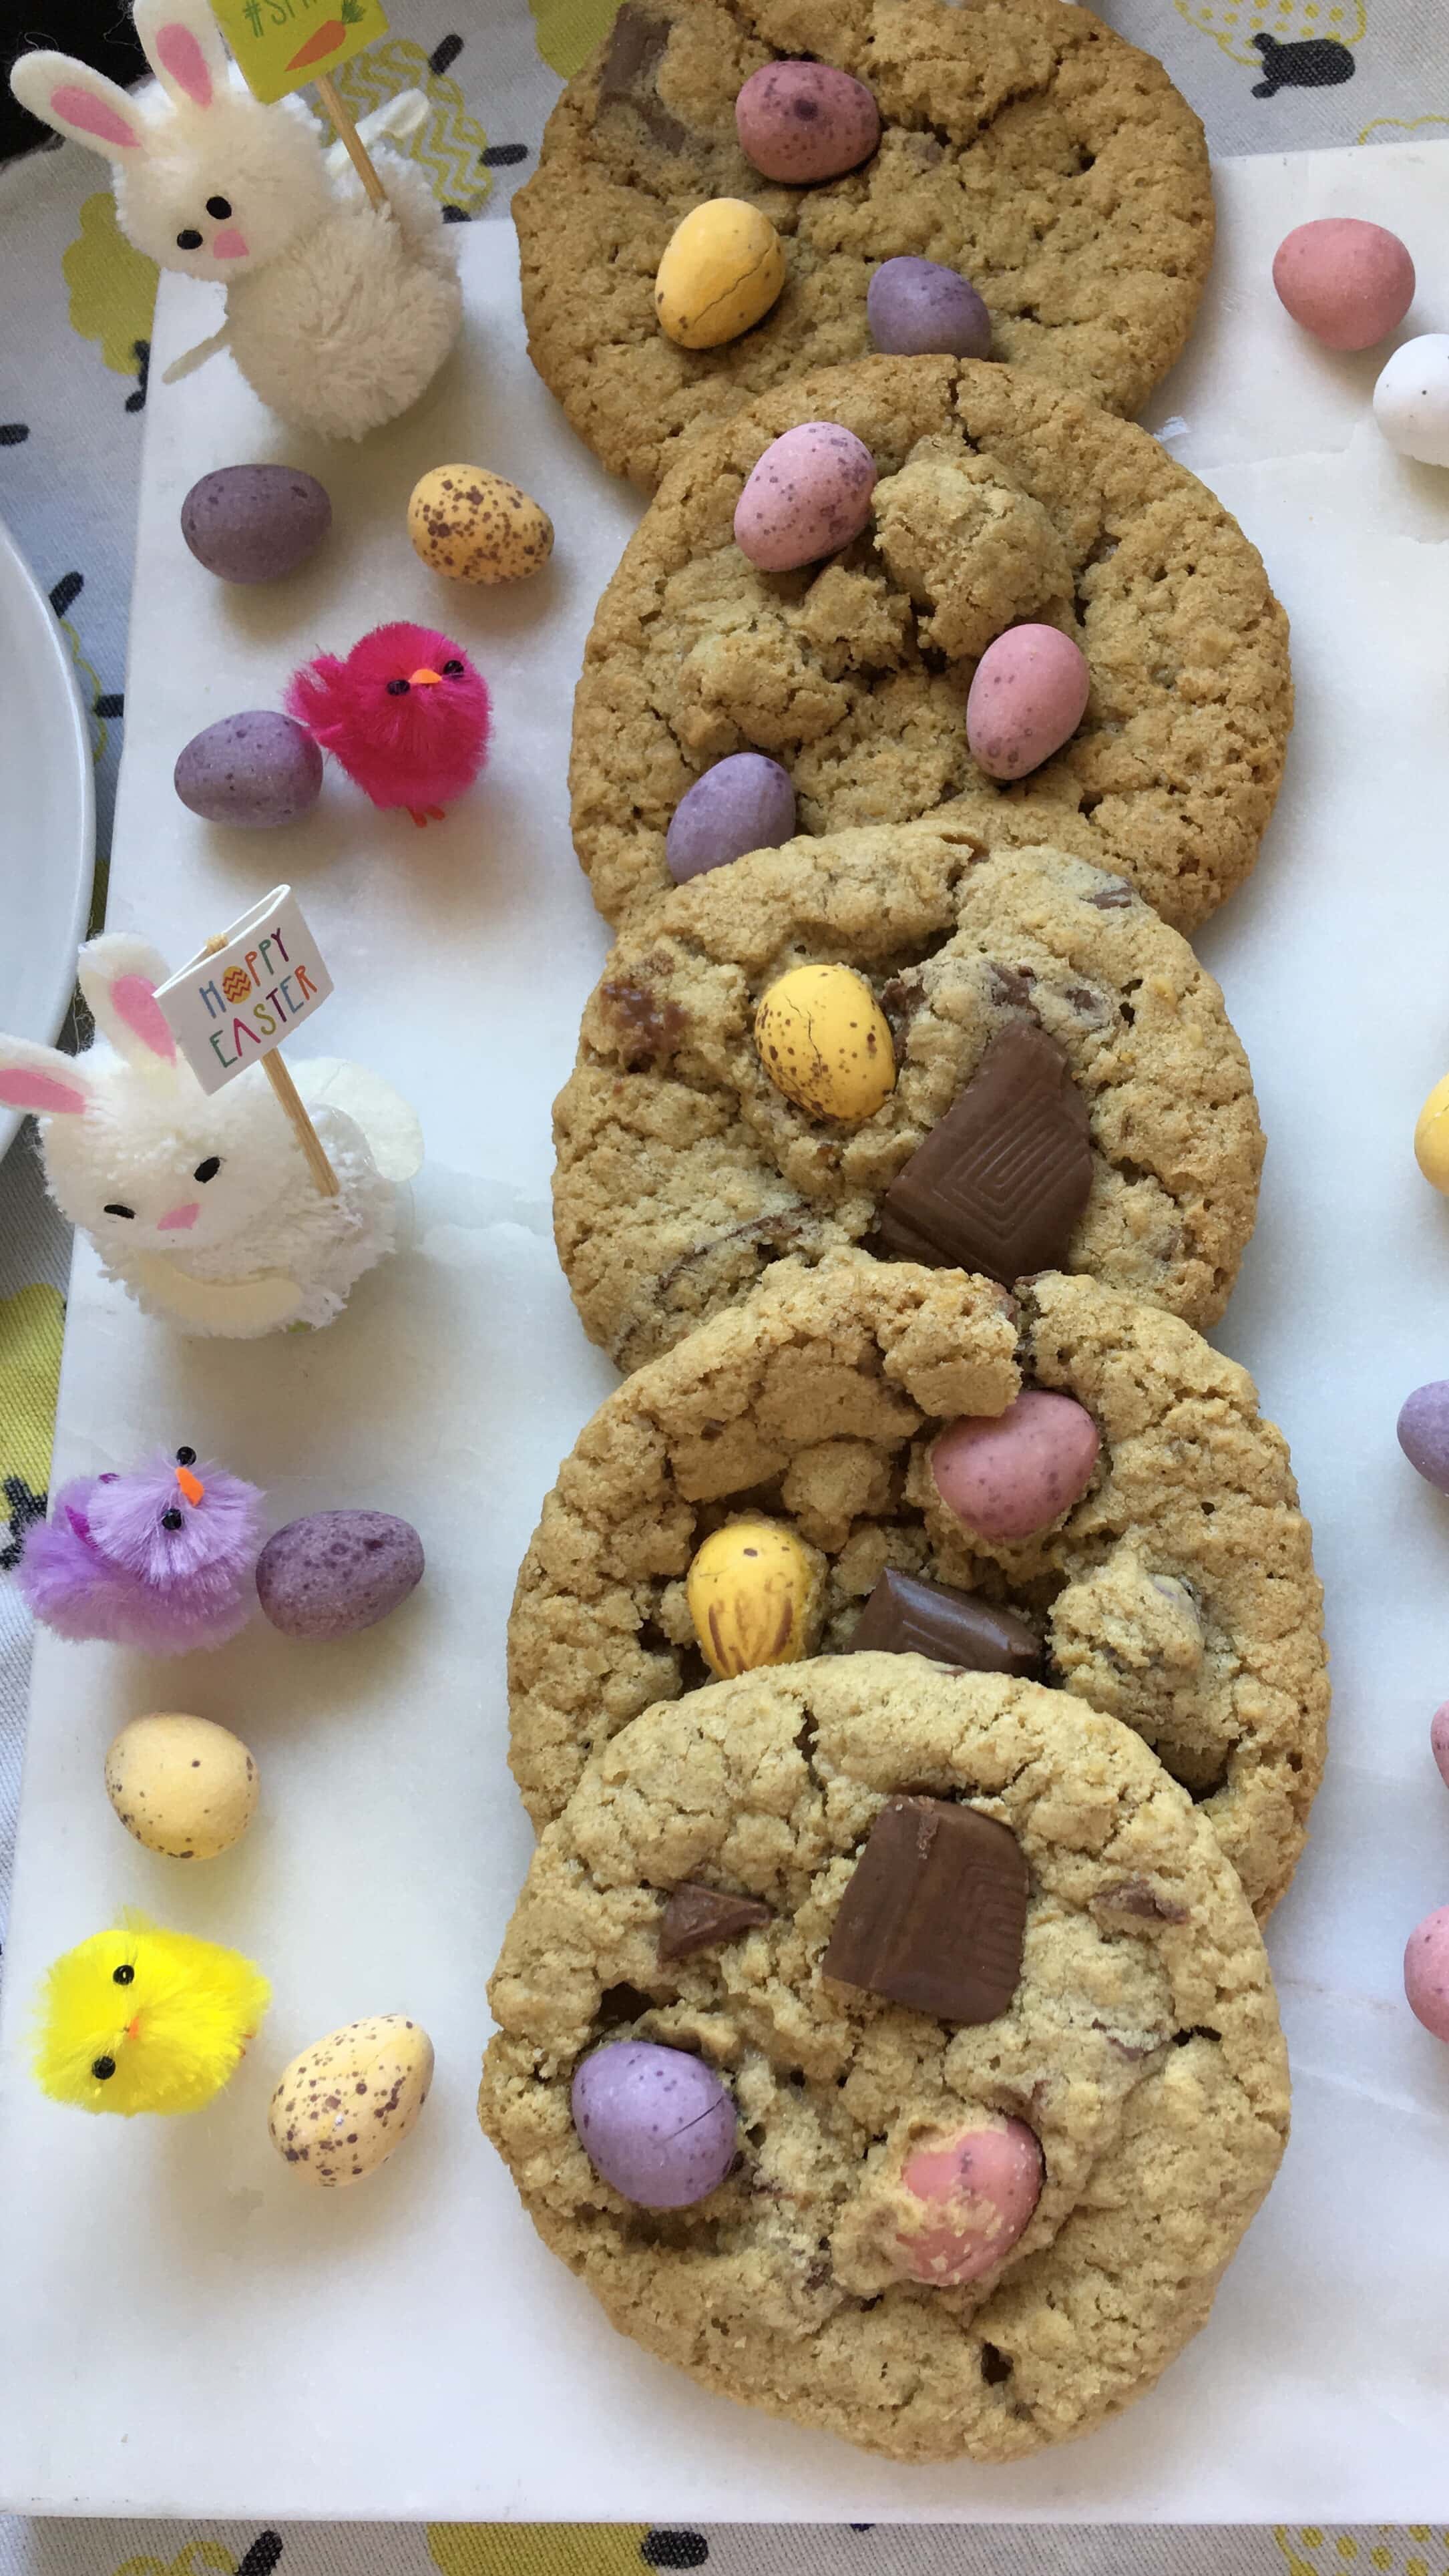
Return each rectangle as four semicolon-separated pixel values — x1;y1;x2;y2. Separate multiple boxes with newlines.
0;0;1446;2565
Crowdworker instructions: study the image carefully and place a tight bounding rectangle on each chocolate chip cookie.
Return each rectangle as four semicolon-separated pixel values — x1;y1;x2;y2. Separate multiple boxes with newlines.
515;0;1213;490
507;1254;1329;1915
481;1657;1290;2463
570;355;1292;933
554;824;1263;1366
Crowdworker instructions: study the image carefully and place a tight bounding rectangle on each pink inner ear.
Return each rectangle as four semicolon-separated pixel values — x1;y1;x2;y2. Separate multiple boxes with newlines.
52;83;140;148
153;23;213;108
110;973;176;1062
0;1069;87;1116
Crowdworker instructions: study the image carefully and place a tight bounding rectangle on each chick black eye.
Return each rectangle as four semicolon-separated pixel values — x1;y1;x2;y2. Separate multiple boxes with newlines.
205;195;232;219
104;1204;135;1219
176;228;203;250
160;1507;184;1531
386;677;410;696
176;1447;196;1467
442;659;465;677
113;1964;135;1987
91;2056;116;2080
194;1156;221;1183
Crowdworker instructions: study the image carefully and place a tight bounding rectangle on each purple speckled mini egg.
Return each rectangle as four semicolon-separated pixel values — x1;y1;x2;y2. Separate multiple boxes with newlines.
735;61;879;185
256;1509;424;1640
174;711;323;829
181;464;331;584
1398;1382;1449;1495
734;423;877;572
665;753;796;883
571;2040;737;2208
867;257;992;361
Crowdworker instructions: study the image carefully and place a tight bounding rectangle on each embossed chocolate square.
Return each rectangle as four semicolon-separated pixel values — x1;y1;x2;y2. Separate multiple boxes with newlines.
849;1567;1042;1678
823;1795;1028;2023
877;1021;1092;1281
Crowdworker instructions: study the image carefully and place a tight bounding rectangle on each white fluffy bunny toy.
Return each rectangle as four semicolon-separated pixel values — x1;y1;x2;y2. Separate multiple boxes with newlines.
10;0;461;442
0;936;423;1339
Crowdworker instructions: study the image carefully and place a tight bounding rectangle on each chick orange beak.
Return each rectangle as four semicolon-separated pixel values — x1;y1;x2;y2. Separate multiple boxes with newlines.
407;667;443;687
175;1464;204;1506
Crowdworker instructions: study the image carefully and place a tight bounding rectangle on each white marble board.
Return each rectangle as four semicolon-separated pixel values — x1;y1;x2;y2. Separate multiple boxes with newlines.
2;144;1449;2520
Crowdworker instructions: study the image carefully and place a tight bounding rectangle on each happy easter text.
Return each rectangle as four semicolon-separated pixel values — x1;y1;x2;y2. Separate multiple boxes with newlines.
197;927;321;1075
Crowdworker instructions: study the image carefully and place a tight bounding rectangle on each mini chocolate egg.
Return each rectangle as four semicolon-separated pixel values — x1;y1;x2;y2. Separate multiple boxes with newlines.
1414;1071;1449;1191
755;962;895;1121
1404;1906;1449;2042
686;1517;821;1677
1374;334;1449;468
966;624;1090;781
1273;218;1414;353
932;1393;1100;1541
1397;1383;1449;1494
735;422;877;571
654;198;785;350
666;753;795;882
1431;1700;1449;1791
889;2117;1044;2287
735;61;879;184
104;1712;258;1861
174;711;323;829
256;1509;424;1640
867;256;992;360
180;465;331;584
268;2015;433;2186
407;464;554;586
572;2040;737;2208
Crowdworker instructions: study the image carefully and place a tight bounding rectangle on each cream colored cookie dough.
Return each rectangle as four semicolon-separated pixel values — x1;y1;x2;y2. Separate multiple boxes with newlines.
515;0;1213;490
507;1255;1329;1916
481;1659;1290;2463
569;355;1293;933
554;826;1263;1366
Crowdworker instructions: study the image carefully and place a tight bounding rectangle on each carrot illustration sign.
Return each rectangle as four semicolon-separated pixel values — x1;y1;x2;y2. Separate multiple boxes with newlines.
208;0;388;103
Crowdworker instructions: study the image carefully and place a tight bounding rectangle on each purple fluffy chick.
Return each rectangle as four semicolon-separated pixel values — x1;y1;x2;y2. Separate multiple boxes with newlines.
17;1453;265;1652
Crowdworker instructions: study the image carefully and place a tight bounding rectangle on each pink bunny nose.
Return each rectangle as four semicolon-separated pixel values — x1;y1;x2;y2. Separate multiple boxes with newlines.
158;1202;200;1232
212;226;249;260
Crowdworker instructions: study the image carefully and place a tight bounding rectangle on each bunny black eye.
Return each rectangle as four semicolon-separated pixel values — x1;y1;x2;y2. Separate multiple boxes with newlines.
160;1508;184;1531
194;1156;221;1183
112;1964;135;1987
387;678;410;697
91;2056;116;2081
442;659;465;677
103;1204;135;1220
206;195;232;220
176;228;203;250
176;1447;196;1467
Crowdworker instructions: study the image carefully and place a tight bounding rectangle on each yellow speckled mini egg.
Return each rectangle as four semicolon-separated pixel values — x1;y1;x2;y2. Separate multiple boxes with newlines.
268;2014;434;2187
407;464;554;585
654;199;786;351
104;1712;258;1861
686;1517;823;1678
755;962;896;1123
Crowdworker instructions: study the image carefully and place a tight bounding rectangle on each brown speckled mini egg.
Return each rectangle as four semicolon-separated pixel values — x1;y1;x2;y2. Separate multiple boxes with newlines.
407;463;554;585
268;2014;434;2187
104;1712;258;1860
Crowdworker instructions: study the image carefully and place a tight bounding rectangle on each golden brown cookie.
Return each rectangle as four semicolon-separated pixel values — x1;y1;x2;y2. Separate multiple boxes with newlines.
515;0;1213;490
507;1254;1329;1915
481;1658;1290;2463
570;355;1293;932
554;823;1264;1366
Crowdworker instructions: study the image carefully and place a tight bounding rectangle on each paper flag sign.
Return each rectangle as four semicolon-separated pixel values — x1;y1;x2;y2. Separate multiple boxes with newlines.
208;0;388;104
156;888;333;1096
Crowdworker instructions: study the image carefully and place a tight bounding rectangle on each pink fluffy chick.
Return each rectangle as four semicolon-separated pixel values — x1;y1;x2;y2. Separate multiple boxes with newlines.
284;621;490;826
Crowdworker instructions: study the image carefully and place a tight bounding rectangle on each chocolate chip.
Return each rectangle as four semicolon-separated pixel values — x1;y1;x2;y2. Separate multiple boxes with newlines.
848;1567;1042;1678
876;1022;1092;1280
597;5;690;152
1092;1877;1189;1924
1088;881;1134;908
988;964;1035;1009
659;1881;772;1959
599;978;686;1066
822;1796;1028;2024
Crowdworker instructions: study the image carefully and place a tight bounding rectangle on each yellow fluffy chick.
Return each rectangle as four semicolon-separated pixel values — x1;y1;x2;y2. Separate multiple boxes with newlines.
34;1917;270;2115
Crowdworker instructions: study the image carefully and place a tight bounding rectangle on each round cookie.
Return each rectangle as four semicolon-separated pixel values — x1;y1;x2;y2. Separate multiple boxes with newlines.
508;1254;1329;1915
481;1658;1291;2464
514;0;1213;491
570;355;1293;934
555;823;1264;1368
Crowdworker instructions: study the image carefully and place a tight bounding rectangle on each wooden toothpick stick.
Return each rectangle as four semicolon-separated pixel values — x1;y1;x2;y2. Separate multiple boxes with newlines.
315;71;388;212
202;936;339;1197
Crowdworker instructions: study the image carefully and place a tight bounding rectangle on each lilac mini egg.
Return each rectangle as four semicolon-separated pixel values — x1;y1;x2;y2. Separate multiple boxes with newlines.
1398;1382;1449;1494
666;753;796;882
174;711;323;829
966;624;1090;781
571;2040;737;2207
735;422;877;572
867;257;992;361
735;61;879;184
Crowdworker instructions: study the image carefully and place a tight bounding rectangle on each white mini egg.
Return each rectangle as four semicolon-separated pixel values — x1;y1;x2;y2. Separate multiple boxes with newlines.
268;2014;434;2187
105;1712;258;1860
1373;334;1449;468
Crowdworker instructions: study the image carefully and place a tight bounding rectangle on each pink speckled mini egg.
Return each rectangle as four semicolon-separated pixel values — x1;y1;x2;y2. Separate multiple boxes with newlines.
735;61;879;184
734;423;877;572
966;624;1090;781
1273;218;1414;353
1404;1904;1449;2043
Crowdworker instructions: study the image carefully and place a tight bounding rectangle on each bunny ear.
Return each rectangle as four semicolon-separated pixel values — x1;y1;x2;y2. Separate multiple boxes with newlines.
132;0;232;112
0;1034;93;1120
78;934;177;1069
9;50;148;158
